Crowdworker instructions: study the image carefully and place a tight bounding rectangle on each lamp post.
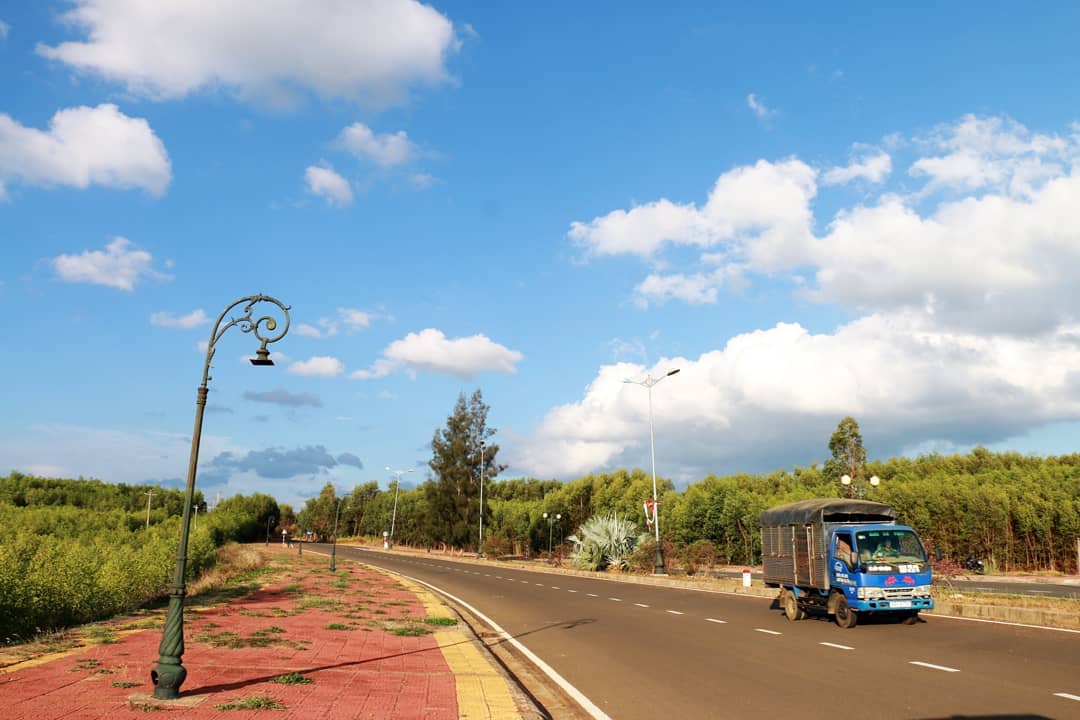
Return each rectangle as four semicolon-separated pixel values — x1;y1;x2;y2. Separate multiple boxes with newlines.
151;295;290;700
841;474;880;499
265;516;274;546
385;467;413;548
192;504;199;530
330;498;345;572
145;489;154;528
478;440;485;558
623;368;680;575
542;512;561;562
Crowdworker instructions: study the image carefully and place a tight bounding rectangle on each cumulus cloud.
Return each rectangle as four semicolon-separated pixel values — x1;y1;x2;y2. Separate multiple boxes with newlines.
0;104;171;197
338;122;417;167
202;445;346;481
822;149;892;185
37;0;457;107
288;356;345;377
243;387;322;407
513;315;1080;480
305;164;352;206
336;452;363;469
52;237;170;291
150;308;208;329
352;328;523;380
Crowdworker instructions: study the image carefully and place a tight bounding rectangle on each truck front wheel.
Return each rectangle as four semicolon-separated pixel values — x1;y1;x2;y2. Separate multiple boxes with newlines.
783;591;806;621
834;595;857;629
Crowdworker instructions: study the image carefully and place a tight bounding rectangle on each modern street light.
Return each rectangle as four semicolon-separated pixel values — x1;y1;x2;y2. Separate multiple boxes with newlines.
841;473;880;499
477;439;485;559
623;367;680;575
385;467;413;548
543;512;561;562
192;504;199;530
330;498;345;572
145;489;154;529
151;295;290;701
265;516;274;546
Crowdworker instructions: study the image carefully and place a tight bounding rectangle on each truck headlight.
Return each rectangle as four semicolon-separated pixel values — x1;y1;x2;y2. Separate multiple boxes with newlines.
857;587;885;600
914;585;932;597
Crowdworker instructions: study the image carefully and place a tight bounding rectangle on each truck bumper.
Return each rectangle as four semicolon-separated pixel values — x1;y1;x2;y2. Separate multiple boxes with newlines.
854;598;934;612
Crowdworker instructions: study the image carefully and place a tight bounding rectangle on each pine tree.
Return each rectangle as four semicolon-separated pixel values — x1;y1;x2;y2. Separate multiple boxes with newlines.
825;416;867;494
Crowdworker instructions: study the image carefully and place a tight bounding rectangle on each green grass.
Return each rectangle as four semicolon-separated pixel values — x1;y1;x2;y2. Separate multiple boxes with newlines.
389;625;432;637
423;616;458;626
215;696;285;711
325;623;350;631
112;680;141;688
271;672;314;685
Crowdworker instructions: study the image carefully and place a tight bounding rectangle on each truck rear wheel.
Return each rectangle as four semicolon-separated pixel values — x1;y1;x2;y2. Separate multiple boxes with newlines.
834;595;857;629
783;591;806;621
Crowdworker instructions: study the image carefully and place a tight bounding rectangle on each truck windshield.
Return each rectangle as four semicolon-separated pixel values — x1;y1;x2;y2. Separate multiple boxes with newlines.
854;529;927;565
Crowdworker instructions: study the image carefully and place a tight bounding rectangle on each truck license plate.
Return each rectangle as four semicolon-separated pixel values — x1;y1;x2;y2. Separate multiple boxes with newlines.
890;600;912;608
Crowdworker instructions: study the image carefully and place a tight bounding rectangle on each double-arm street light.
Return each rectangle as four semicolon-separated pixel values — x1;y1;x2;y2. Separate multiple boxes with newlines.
151;295;290;701
542;512;561;562
841;474;880;499
386;467;413;548
623;368;680;575
330;497;346;571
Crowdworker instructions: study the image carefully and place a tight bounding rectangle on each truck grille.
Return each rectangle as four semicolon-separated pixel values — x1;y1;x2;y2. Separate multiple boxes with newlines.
883;587;916;599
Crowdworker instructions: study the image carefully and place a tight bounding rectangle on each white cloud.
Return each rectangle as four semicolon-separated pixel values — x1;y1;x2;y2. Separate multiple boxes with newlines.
288;356;345;377
150;308;208;329
513;314;1080;480
338;123;417;167
297;307;375;339
53;237;169;291
0;104;171;196
634;270;722;307
37;0;457;107
305;164;353;206
747;93;776;121
352;328;523;380
822;149;892;185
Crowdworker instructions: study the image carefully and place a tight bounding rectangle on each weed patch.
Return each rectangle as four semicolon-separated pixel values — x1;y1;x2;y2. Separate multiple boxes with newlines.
271;672;313;685
215;695;285;711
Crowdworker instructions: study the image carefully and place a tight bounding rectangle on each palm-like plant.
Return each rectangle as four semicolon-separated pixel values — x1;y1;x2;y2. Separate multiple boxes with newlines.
567;514;647;571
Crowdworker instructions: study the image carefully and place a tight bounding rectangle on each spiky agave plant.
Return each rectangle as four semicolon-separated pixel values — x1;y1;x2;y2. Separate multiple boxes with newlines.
568;514;648;571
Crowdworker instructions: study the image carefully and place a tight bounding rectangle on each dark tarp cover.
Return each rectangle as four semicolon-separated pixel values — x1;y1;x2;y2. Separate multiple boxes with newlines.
759;498;896;526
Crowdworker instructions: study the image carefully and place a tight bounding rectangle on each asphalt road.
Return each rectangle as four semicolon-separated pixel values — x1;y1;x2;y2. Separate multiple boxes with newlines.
312;544;1080;720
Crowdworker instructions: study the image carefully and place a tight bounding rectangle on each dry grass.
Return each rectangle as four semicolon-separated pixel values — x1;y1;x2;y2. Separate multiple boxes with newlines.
187;543;268;596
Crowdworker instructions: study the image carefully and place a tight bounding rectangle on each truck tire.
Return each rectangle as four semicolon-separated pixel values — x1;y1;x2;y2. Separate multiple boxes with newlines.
900;611;919;625
834;595;857;629
783;592;806;621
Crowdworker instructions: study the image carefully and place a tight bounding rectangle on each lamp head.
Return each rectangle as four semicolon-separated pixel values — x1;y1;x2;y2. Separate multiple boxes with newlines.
869;475;880;487
666;368;681;377
840;474;852;486
250;343;274;366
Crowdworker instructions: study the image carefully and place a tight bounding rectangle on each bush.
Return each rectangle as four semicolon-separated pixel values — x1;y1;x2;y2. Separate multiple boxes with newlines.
627;538;677;574
482;533;512;560
681;540;718;576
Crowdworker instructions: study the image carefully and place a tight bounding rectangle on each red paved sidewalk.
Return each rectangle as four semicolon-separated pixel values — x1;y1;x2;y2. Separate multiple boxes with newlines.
0;546;495;718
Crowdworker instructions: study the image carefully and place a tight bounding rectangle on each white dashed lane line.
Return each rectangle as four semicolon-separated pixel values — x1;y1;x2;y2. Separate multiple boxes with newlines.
754;628;782;636
635;603;650;608
705;618;727;624
586;593;598;597
909;661;960;673
666;610;684;615
609;597;623;602
1054;692;1080;702
820;642;854;650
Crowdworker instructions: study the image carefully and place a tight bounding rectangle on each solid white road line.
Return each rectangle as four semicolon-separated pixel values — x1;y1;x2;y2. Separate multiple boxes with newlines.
754;628;782;635
820;642;854;650
385;570;614;720
909;661;960;673
705;618;727;624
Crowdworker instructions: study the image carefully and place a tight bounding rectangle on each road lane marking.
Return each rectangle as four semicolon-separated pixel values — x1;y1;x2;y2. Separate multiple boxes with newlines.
586;593;598;597
666;610;684;615
635;603;650;608
551;586;560;590
535;583;544;586
754;628;782;635
568;589;577;593
909;661;959;673
705;618;727;624
521;580;530;583
820;642;854;650
386;571;613;720
609;597;623;602
1053;692;1080;702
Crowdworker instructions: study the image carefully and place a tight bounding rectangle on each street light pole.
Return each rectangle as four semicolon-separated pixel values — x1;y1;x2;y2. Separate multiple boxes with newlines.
151;295;290;701
624;368;680;575
385;467;413;548
542;512;561;562
145;490;154;529
478;440;485;558
841;474;880;499
265;516;274;546
330;498;344;571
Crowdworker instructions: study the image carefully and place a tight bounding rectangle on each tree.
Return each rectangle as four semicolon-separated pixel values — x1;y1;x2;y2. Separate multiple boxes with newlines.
825;416;867;494
426;389;507;549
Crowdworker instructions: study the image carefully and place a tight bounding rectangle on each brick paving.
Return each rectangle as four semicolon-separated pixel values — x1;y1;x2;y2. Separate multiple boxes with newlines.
0;546;525;719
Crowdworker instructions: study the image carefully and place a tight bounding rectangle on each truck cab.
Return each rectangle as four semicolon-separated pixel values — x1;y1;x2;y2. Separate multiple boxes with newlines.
829;524;934;622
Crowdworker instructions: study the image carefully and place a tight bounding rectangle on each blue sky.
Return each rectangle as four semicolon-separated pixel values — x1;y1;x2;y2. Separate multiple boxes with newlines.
4;2;1080;508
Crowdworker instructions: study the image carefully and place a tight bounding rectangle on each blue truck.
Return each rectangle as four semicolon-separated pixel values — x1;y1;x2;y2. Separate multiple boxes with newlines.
760;498;934;628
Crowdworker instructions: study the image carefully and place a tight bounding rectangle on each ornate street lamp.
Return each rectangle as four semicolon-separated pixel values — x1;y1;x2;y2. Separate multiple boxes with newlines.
151;295;290;700
623;368;680;574
841;473;880;499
